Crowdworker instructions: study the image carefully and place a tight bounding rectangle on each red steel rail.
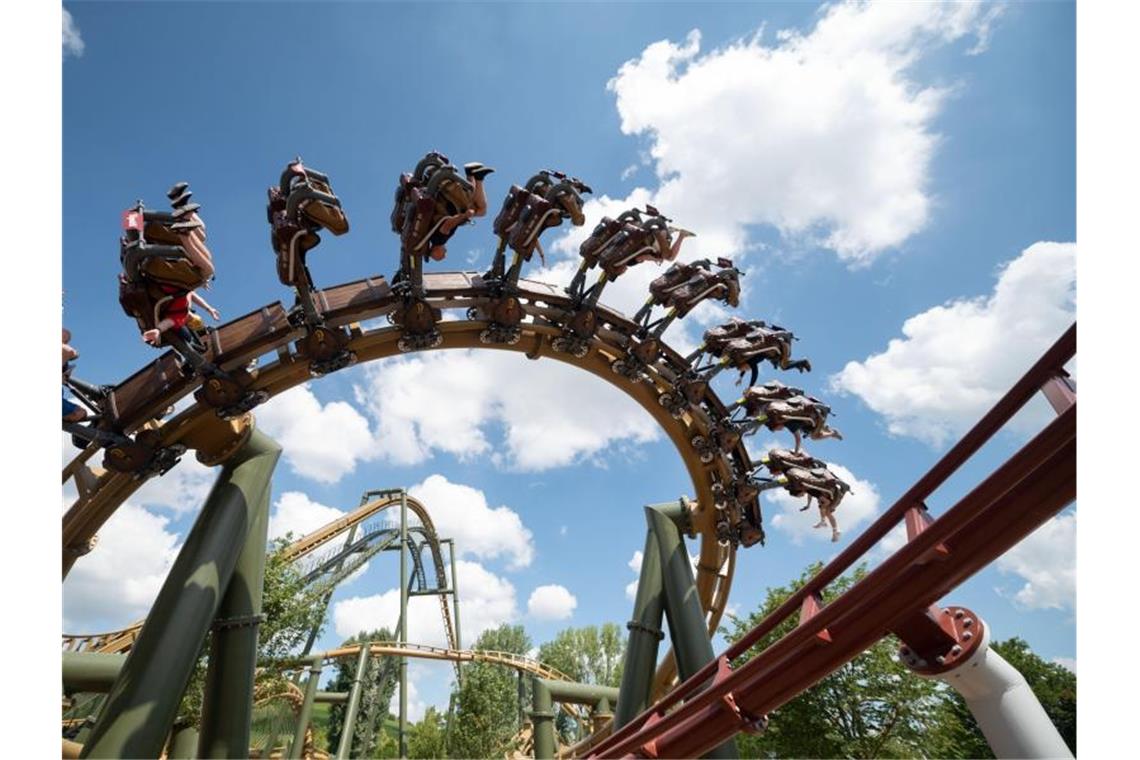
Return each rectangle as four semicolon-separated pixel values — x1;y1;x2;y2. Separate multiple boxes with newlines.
590;324;1076;758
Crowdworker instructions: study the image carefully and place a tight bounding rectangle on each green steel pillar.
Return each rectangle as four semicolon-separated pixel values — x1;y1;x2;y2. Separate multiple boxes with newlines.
335;645;372;760
80;428;281;759
647;502;737;760
168;725;198;759
593;695;614;734
197;458;273;758
288;658;323;760
531;678;556;760
62;652;124;694
614;515;665;728
518;669;526;729
399;490;409;758
448;538;462;654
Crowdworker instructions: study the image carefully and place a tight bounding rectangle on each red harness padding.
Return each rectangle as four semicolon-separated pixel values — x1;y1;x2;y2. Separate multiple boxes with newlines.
158;285;190;328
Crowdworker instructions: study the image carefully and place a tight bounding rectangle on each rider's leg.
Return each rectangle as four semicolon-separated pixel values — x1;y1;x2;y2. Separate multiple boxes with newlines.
793;428;803;452
178;228;215;281
667;229;694;260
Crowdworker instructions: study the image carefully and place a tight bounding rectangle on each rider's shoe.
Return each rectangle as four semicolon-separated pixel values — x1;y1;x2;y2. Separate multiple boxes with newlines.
167;181;190;199
169;189;193;208
831;529;841;543
464;163;496;181
172;202;202;219
170;219;204;233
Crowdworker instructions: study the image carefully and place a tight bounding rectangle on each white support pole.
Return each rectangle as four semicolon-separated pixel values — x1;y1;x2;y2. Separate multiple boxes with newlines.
924;623;1072;759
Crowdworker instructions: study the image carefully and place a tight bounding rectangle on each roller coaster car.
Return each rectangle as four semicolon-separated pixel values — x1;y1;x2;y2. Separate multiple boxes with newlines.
506;177;588;260
760;395;840;440
760;447;825;476
100;427;187;479
267;160;356;375
550;306;598;358
393;159;475;258
739;380;804;415
657;370;710;419
781;465;851;506
120;203;210;292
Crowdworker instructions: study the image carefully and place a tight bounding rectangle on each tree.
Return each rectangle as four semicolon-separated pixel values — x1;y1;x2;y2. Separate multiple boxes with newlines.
934;637;1077;758
723;562;951;759
326;627;398;757
449;624;533;758
408;707;449;759
538;624;626;742
538;623;626;687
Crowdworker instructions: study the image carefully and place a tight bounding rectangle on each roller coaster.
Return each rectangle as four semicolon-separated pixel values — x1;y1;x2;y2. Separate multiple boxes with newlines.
61;154;1076;759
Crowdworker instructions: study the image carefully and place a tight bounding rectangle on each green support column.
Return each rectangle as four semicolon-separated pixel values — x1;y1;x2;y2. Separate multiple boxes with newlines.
288;658;323;759
62;652;124;695
198;457;274;758
399;490;409;758
593;695;613;734
335;644;372;760
168;725;199;759
518;669;526;729
80;428;281;759
614;516;665;728
531;678;556;760
448;539;462;654
647;502;738;760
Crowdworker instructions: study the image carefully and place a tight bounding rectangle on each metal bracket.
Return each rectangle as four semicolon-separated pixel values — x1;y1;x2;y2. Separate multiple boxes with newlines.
627;620;665;641
212;613;264;631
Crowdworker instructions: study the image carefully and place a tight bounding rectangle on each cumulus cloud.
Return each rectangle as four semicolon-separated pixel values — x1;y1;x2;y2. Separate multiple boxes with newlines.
131;457;219;515
527;585;577;621
995;512;1075;611
63;8;85;57
255;384;378;483
830;242;1076;446
63;503;181;631
268;491;346;543
388;666;429;722
544;1;999;269
354;352;660;471
334;560;517;648
767;462;880;544
409;475;535;569
624;547;702;601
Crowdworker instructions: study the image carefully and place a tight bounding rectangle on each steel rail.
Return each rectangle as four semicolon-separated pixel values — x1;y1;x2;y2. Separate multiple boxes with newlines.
588;324;1076;757
63;274;746;667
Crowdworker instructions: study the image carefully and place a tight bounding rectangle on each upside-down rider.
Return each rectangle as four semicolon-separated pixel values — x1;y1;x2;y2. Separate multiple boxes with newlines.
760;395;843;451
767;464;851;543
721;322;812;386
426;162;494;261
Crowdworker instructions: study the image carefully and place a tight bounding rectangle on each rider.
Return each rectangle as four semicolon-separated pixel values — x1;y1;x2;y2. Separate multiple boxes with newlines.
141;289;217;348
425;163;495;262
62;328;86;423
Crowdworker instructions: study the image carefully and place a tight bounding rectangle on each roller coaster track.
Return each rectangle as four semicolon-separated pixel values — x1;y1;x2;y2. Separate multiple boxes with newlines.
321;641;577;684
62;273;747;689
62;491;459;658
587;325;1077;758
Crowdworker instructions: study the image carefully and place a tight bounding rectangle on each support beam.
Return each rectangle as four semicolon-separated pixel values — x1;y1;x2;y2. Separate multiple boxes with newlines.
647;502;738;759
615;511;665;728
335;644;371;760
168;725;199;759
316;690;349;704
909;621;1072;758
198;459;273;758
62;652;124;695
288;658;323;759
531;678;556;760
399;489;409;758
532;679;621;759
80;429;281;759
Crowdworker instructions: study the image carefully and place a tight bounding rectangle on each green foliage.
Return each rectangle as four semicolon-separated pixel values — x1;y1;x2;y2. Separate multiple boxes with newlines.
408;706;449;759
449;624;533;759
935;637;1077;758
326;627;397;757
538;623;626;687
538;624;626;742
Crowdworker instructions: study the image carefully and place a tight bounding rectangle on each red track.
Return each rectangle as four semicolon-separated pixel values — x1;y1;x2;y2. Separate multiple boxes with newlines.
590;324;1076;758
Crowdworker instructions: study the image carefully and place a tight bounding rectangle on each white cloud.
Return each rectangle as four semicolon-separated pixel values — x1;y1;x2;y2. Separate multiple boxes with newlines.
527;585;578;621
255;384;378;483
623;547;702;600
767;462;880;544
549;1;999;267
63;9;85;57
409;475;535;569
63;502;180;630
333;560;517;648
388;666;428;722
831;242;1076;446
995;512;1075;611
1052;657;1076;674
354;352;660;471
131;457;219;515
268;491;346;543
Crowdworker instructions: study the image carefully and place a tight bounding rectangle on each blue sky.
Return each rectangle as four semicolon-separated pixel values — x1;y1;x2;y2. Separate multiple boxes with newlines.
61;1;1076;718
